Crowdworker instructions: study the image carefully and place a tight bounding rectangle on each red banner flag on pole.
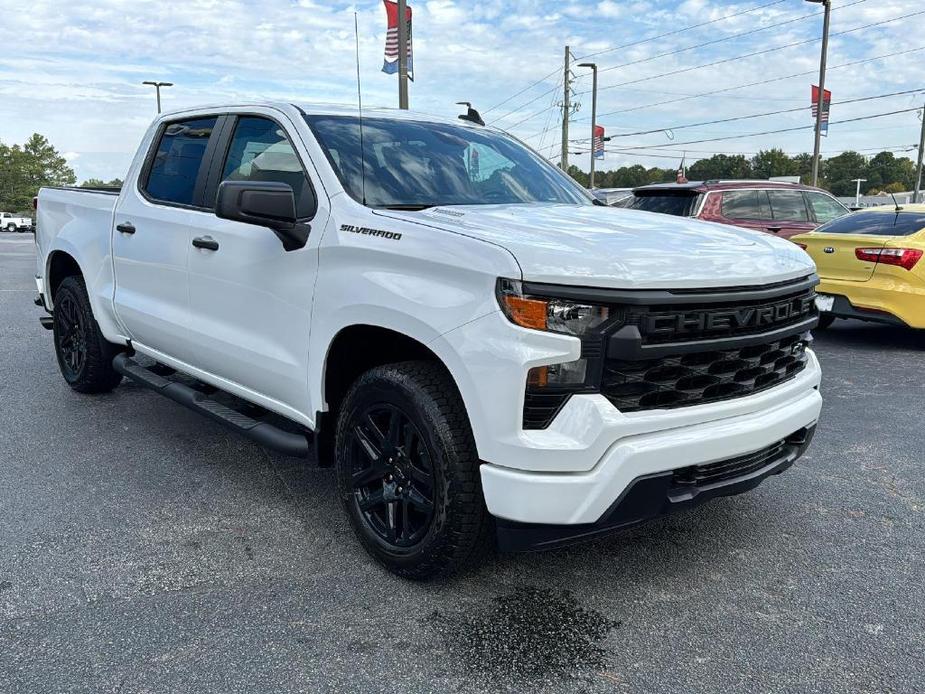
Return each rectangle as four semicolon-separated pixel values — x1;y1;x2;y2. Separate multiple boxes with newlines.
593;125;605;160
383;0;413;81
812;85;831;136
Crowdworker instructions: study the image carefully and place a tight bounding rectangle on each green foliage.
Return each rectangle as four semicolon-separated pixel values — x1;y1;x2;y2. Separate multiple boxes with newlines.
566;149;919;198
0;134;76;213
80;178;123;188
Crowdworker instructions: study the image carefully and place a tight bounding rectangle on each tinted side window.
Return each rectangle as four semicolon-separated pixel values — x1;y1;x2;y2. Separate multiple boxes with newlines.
145;117;217;206
629;192;701;216
806;192;847;224
220;116;315;219
768;190;809;222
722;190;762;219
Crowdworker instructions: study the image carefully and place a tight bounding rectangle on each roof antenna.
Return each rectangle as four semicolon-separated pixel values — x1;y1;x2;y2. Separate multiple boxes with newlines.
456;101;485;126
889;190;903;212
354;12;368;206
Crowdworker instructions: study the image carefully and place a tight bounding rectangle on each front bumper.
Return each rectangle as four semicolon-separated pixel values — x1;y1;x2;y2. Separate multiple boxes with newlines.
496;425;815;551
479;365;822;526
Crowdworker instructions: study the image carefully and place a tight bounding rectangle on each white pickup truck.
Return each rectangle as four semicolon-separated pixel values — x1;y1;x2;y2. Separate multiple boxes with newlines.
2;211;33;232
34;103;822;578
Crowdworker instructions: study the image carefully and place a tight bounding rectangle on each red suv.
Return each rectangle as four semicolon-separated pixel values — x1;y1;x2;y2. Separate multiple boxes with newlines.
625;180;849;239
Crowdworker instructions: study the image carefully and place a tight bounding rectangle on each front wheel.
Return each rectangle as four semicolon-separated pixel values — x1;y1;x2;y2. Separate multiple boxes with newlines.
52;275;123;393
335;361;492;579
6;223;16;232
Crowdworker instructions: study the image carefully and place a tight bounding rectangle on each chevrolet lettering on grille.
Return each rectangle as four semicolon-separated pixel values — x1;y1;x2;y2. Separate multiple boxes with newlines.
643;295;816;339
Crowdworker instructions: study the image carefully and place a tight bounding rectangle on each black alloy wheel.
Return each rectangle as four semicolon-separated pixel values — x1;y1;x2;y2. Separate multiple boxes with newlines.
54;292;88;380
348;403;436;548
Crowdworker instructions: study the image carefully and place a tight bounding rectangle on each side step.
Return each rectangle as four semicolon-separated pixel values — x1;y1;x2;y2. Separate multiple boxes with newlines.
113;353;311;458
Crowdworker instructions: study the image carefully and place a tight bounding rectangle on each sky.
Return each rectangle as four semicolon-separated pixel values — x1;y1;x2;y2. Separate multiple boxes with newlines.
0;0;922;182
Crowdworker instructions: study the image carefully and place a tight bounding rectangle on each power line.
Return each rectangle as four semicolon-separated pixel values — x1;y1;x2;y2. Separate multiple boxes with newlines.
576;0;788;61
599;88;925;139
607;107;924;152
590;0;867;81
484;0;788;117
576;7;925;99
582;45;925;122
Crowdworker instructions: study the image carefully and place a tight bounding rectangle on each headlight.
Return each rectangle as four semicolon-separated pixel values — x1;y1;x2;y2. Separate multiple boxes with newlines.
496;278;611;336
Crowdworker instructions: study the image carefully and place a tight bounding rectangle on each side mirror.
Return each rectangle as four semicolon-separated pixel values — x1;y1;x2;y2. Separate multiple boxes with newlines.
215;180;309;251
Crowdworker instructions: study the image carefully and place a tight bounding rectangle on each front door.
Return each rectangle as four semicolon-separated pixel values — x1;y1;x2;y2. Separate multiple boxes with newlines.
112;115;221;363
186;113;327;417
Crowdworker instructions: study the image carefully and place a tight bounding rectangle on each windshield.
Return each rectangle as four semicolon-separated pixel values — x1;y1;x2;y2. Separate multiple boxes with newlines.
304;115;592;208
628;191;701;216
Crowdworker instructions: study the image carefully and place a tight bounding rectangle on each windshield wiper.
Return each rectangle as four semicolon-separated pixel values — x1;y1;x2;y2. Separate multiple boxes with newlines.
380;204;435;211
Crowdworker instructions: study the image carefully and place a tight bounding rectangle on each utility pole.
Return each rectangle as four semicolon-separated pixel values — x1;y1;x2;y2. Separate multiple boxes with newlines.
578;62;598;189
852;178;867;207
914;103;925;203
808;0;831;187
142;81;173;114
397;0;409;109
560;45;571;171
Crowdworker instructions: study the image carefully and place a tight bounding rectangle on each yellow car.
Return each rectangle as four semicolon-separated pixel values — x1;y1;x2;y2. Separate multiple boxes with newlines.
792;204;925;329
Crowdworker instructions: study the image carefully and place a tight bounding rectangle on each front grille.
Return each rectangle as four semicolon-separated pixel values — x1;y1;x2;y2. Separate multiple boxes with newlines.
672;439;788;488
601;332;809;413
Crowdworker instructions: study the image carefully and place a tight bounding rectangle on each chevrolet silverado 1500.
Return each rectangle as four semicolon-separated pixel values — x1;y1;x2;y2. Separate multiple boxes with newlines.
34;103;822;578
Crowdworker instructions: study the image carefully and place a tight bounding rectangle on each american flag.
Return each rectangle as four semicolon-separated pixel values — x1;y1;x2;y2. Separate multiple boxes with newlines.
382;0;413;80
812;85;831;136
593;125;605;160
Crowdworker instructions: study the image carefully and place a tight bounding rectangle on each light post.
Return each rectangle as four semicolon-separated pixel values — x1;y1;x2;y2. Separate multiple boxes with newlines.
852;178;867;207
578;62;598;189
806;0;831;187
142;81;173;114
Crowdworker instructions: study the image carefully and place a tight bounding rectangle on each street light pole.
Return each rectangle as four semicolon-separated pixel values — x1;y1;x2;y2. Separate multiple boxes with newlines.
914;103;925;203
397;0;409;109
142;81;173;114
578;62;598;189
807;0;831;187
852;178;867;207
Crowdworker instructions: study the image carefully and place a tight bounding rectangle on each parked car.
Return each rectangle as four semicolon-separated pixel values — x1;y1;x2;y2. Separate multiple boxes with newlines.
590;187;633;206
792;205;925;329
625;180;849;238
1;211;33;232
34;103;822;578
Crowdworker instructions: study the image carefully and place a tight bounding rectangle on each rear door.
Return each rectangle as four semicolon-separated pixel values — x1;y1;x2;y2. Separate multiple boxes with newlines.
185;112;328;415
112;115;225;362
766;189;816;239
714;189;773;232
798;211;891;282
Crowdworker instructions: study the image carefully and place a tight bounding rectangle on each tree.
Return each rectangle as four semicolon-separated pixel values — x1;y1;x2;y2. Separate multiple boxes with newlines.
80;177;123;188
823;151;868;197
687;154;751;181
865;151;915;193
0;134;75;212
751;148;798;180
791;153;816;185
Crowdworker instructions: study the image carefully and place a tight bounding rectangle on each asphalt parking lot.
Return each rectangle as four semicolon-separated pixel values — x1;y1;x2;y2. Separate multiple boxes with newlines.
1;233;922;694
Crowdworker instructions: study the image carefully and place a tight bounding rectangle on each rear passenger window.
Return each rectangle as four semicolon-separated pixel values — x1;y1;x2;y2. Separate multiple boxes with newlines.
721;190;770;220
145;117;217;206
768;190;809;222
220;116;315;219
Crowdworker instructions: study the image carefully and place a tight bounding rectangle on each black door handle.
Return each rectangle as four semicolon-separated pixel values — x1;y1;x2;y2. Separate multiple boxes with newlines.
192;236;219;251
116;222;135;235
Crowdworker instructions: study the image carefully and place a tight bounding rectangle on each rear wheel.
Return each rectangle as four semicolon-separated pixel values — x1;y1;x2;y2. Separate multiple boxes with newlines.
52;276;123;393
335;361;492;579
816;313;836;330
5;223;15;232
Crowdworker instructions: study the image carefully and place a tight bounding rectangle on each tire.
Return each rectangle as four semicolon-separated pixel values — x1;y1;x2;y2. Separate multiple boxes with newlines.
816;313;836;330
6;223;15;232
335;361;493;579
52;275;123;393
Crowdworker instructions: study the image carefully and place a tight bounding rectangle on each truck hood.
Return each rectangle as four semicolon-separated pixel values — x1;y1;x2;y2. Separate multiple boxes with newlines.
376;203;815;289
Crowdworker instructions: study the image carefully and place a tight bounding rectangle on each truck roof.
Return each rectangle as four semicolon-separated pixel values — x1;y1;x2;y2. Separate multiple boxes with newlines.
156;101;489;130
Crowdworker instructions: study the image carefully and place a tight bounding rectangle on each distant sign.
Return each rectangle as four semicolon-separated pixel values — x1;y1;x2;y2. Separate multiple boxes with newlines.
593;125;605;159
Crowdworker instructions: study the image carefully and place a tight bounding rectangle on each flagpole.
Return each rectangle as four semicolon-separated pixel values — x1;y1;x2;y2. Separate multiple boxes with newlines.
397;0;409;109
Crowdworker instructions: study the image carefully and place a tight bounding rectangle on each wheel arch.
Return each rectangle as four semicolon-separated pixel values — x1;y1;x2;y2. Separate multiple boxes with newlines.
45;250;84;309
